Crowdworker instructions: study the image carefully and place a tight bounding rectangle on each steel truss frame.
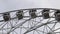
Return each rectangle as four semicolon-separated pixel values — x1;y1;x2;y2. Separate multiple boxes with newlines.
0;8;60;34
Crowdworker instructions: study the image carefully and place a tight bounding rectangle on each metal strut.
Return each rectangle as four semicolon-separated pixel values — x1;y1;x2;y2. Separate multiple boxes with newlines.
24;20;57;34
0;8;60;34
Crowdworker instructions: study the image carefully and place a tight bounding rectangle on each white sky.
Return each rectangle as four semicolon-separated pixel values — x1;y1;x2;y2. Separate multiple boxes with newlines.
0;0;60;13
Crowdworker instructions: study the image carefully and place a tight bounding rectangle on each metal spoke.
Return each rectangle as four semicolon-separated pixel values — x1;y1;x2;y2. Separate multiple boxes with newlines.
36;29;47;34
24;20;56;34
53;28;60;31
51;23;57;30
7;18;32;34
0;8;60;34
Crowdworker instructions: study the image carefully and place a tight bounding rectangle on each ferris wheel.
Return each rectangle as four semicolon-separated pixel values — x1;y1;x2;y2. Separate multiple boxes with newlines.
0;8;60;34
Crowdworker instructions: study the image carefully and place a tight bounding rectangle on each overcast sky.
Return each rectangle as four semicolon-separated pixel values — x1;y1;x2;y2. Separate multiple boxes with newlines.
0;0;60;13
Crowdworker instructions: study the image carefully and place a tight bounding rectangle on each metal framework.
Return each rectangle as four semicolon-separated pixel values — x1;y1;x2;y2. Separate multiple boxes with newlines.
0;8;60;34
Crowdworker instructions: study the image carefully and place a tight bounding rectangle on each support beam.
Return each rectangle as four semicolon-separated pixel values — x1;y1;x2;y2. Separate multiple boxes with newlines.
24;21;57;34
7;18;32;34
